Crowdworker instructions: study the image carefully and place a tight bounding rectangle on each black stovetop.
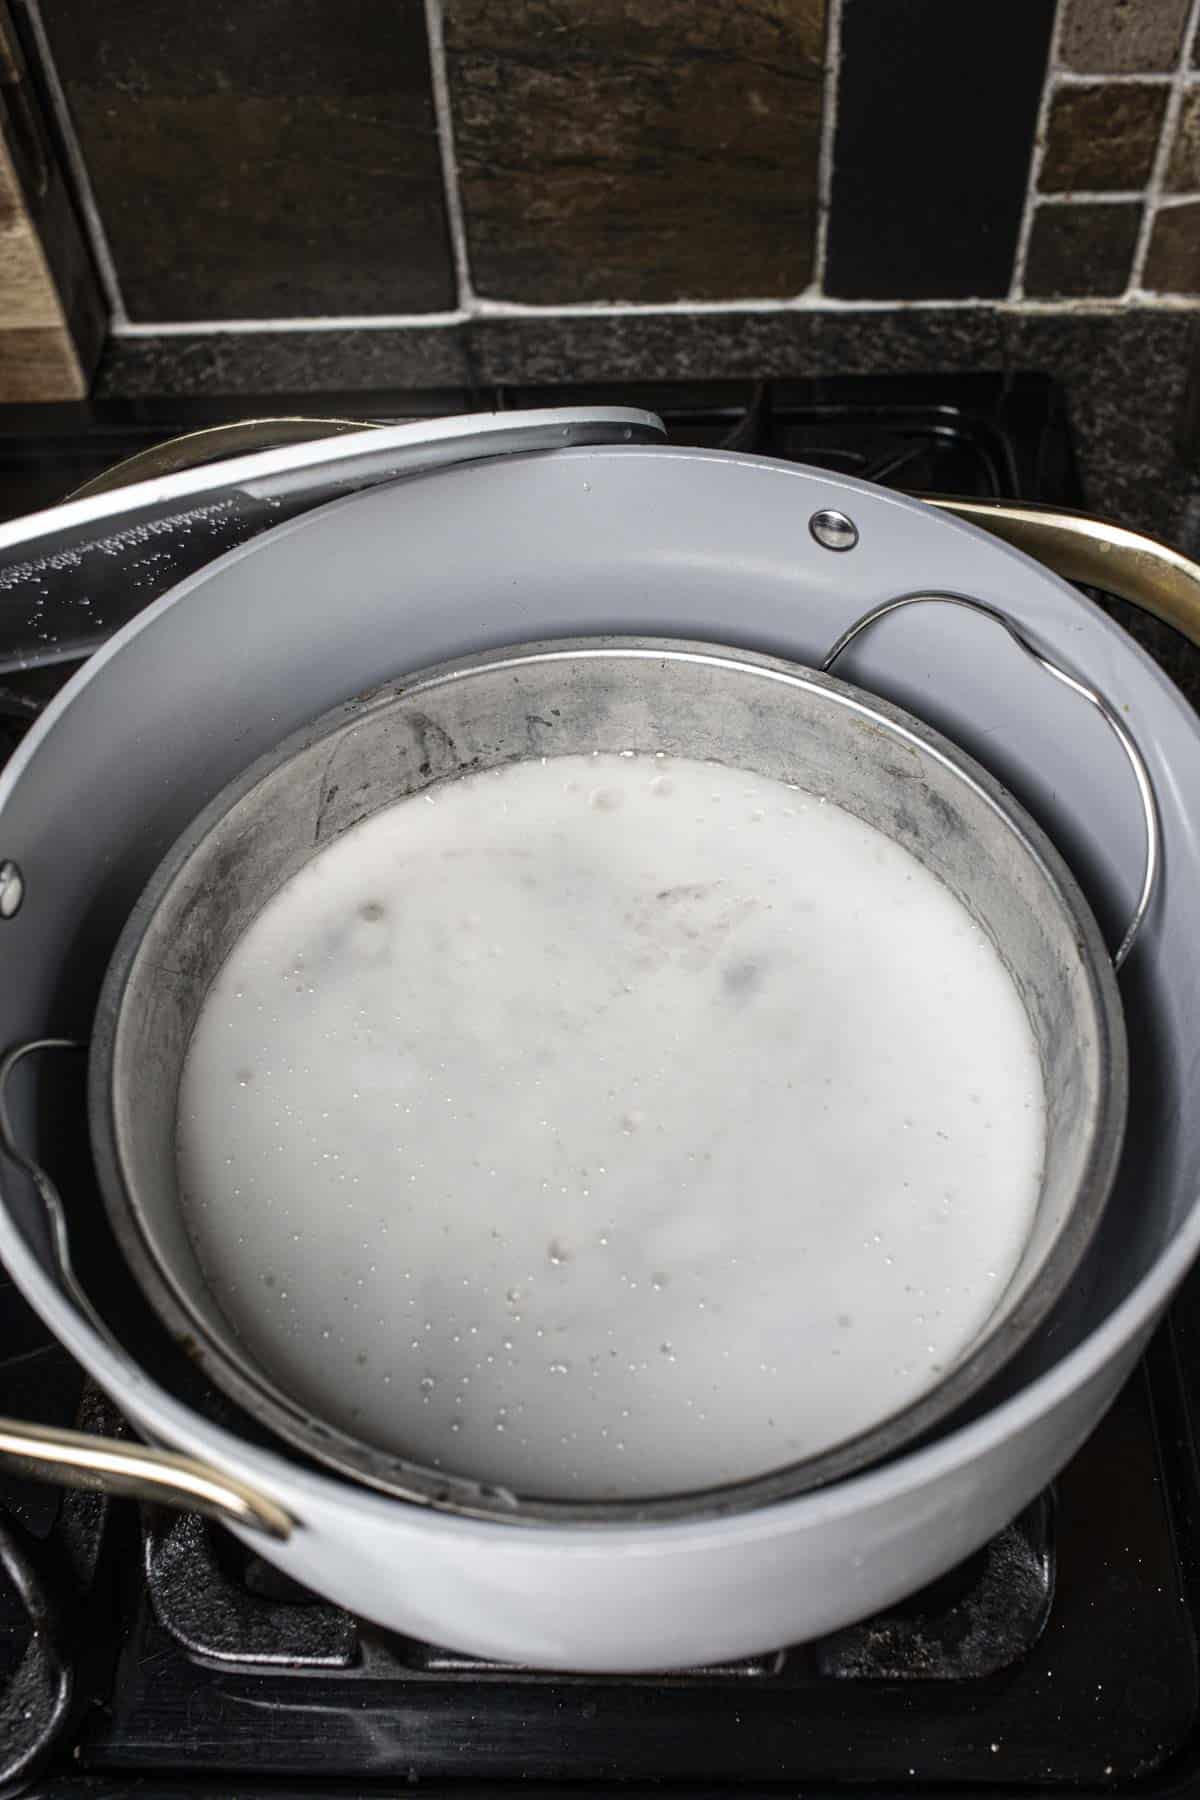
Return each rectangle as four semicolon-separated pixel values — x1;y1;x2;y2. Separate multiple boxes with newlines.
2;373;1200;1799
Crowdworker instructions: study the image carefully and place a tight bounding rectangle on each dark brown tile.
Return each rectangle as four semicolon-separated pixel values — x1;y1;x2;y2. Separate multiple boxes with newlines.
1024;201;1141;295
1144;201;1200;289
37;0;453;321
444;0;826;305
1166;86;1200;189
1060;0;1190;71
1040;82;1166;190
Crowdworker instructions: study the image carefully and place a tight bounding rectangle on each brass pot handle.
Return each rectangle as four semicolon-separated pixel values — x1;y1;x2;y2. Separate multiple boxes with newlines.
0;1040;293;1539
924;496;1200;649
0;1416;292;1538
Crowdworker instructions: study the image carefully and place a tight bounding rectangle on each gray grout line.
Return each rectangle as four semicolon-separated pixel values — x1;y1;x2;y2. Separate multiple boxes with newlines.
1036;190;1200;205
1037;190;1169;204
1054;69;1175;85
1010;0;1064;299
423;0;476;311
19;0;128;326
1129;0;1200;291
810;0;845;297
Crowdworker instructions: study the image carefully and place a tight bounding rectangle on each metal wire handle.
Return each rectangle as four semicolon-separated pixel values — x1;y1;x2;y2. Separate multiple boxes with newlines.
0;1039;292;1539
820;590;1161;973
0;1039;108;1343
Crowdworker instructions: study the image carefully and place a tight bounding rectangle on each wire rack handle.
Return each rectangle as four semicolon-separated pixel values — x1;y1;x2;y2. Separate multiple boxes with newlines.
820;590;1160;973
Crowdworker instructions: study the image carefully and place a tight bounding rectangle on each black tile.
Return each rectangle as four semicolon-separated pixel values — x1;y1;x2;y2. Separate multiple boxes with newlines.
1024;201;1141;297
36;0;454;321
827;0;1054;299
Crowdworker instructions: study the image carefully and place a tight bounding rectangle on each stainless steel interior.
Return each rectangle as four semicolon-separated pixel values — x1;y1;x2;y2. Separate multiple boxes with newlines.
88;637;1126;1522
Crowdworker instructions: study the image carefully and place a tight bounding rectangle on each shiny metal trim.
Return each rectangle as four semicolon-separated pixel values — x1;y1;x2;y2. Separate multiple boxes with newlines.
821;591;1161;971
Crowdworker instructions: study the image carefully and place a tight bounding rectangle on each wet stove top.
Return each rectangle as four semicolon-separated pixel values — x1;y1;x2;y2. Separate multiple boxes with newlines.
1;374;1200;1798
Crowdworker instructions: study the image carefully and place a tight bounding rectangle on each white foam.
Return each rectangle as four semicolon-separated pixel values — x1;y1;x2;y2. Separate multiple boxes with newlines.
176;751;1045;1499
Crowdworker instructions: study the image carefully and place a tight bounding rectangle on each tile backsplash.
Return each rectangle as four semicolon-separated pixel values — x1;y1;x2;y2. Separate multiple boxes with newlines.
444;0;826;304
16;0;1200;330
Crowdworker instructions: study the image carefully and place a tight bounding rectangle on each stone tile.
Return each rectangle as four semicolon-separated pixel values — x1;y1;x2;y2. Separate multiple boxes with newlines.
444;0;826;304
827;0;1053;298
1144;201;1200;290
37;0;454;321
1040;83;1166;190
1060;0;1190;72
1166;86;1200;189
1024;201;1141;296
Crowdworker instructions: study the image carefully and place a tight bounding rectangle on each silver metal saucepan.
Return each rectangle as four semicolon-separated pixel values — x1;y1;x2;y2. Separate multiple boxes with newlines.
86;632;1136;1521
0;408;1197;1670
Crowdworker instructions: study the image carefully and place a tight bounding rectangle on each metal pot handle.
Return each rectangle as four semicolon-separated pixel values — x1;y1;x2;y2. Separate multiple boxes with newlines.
924;495;1200;642
0;1417;292;1538
0;1040;293;1539
821;591;1160;973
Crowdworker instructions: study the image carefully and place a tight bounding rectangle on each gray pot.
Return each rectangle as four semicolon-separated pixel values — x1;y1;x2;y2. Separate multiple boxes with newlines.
0;411;1194;1671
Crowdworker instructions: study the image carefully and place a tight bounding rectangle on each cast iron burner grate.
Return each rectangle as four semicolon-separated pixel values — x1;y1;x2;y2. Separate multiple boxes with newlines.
0;374;1198;1799
72;1371;1185;1787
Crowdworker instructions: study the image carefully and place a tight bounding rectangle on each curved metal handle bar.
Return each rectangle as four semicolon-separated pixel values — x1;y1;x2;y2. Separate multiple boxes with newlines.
820;591;1160;972
0;1039;106;1340
0;1416;292;1539
924;495;1200;646
0;1040;293;1538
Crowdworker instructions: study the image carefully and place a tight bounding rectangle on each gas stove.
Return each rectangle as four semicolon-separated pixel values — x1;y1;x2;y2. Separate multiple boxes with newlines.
1;374;1198;1798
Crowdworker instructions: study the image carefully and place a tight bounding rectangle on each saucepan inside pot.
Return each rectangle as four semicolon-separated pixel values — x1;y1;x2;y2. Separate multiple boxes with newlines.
89;630;1133;1522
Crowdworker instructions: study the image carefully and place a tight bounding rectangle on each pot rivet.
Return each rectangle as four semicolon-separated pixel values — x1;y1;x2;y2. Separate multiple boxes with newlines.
0;861;23;919
810;509;859;552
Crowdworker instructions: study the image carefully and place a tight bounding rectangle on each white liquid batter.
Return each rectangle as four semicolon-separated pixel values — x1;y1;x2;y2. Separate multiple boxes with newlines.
176;751;1046;1500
